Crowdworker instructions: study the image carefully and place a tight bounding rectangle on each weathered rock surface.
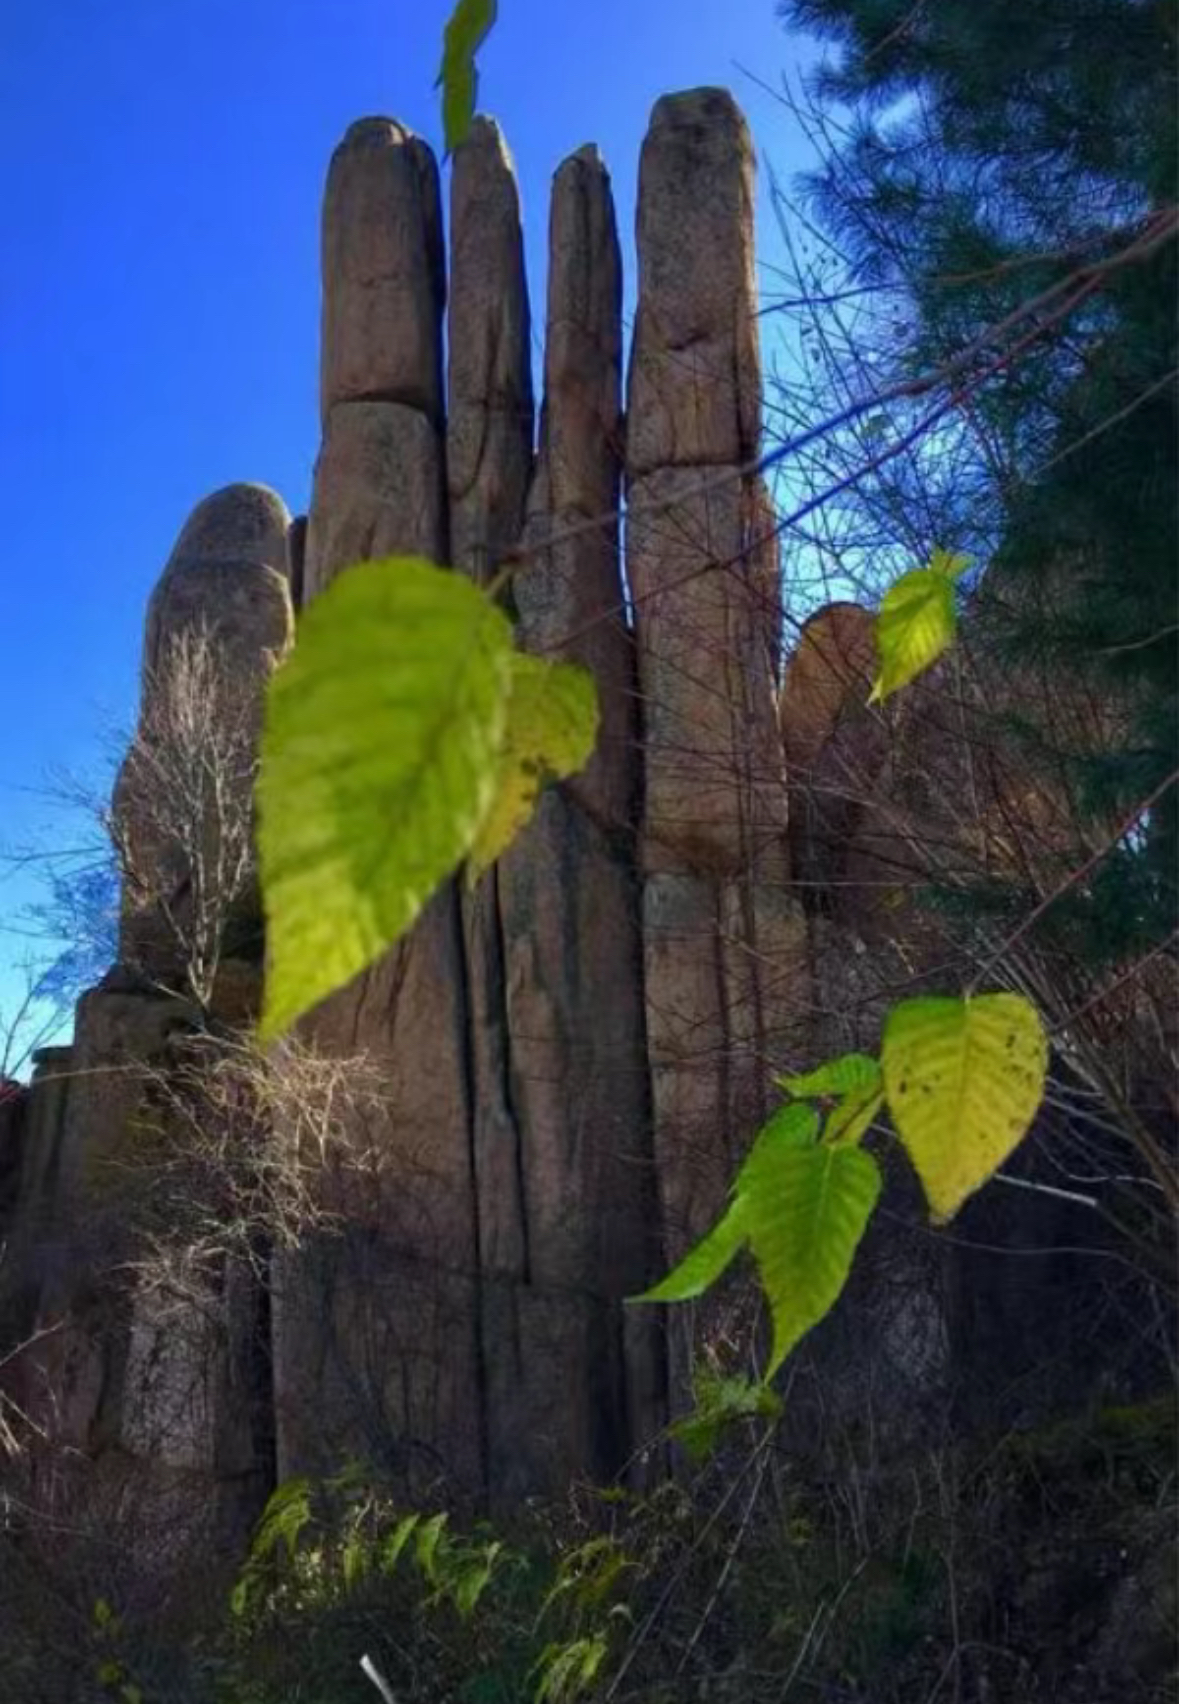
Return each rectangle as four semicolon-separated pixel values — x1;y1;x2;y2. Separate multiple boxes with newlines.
279;118;484;1499
447;118;534;586
779;601;884;913
627;471;786;875
117;484;295;992
320;118;445;424
626;90;760;478
626;93;800;1313
302;401;446;596
481;141;666;1494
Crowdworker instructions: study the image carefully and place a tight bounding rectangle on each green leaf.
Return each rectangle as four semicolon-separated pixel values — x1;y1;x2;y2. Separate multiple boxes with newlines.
380;1512;421;1573
257;557;514;1039
777;1053;881;1100
741;1136;882;1375
670;1368;783;1461
822;1085;884;1147
341;1531;368;1590
882;992;1047;1223
414;1512;449;1585
739;1101;822;1167
632;1104;818;1307
633;1102;882;1376
869;562;957;703
533;1635;610;1704
631;1197;748;1303
929;547;971;581
453;1542;503;1620
468;653;598;879
251;1475;313;1562
436;0;498;155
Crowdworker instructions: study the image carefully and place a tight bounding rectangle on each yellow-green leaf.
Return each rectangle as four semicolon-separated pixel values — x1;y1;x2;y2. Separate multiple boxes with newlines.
257;557;514;1040
437;0;498;155
631;1197;749;1304
738;1101;821;1168
740;1129;882;1374
633;1101;882;1374
870;563;957;703
468;652;599;880
929;547;971;581
670;1368;782;1461
777;1053;881;1100
881;993;1048;1223
823;1085;884;1147
632;1105;819;1308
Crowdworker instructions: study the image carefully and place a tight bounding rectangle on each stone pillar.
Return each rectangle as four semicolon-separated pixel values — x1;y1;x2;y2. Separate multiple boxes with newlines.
114;483;295;1001
625;93;806;1394
277;118;485;1501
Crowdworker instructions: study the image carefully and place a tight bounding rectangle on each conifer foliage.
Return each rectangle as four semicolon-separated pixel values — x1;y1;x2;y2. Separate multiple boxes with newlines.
781;0;1179;956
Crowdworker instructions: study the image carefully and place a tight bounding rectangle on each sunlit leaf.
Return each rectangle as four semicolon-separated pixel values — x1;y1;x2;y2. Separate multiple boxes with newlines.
822;1084;884;1146
929;547;971;581
468;653;598;879
380;1513;421;1573
869;561;958;703
740;1128;882;1374
414;1512;449;1585
777;1053;881;1100
632;1197;749;1304
257;557;514;1039
882;992;1048;1222
437;0;498;155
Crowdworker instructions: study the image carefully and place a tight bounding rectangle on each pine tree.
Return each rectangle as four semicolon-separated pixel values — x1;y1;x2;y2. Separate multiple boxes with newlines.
781;0;1178;956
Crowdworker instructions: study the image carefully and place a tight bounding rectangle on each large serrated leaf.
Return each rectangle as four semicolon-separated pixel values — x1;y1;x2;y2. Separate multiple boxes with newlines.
437;0;498;155
882;993;1048;1222
468;652;599;879
742;1138;882;1375
257;557;514;1039
870;562;957;703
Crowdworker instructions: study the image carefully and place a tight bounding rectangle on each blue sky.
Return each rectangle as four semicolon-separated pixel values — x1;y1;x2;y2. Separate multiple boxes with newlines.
0;0;820;1055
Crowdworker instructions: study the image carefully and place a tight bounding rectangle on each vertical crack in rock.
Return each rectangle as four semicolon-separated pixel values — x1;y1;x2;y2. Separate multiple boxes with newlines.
445;117;542;1503
490;141;666;1497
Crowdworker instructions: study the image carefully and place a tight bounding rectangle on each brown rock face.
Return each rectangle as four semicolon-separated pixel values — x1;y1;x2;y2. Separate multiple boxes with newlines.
116;485;295;998
142;483;292;683
281;118;484;1499
447;118;534;586
319;118;445;424
626;92;801;1309
489;143;664;1495
303;401;446;595
626;90;760;479
779;602;885;913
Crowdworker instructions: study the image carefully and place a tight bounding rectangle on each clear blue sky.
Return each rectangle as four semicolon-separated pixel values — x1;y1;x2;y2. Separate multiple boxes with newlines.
0;0;819;1051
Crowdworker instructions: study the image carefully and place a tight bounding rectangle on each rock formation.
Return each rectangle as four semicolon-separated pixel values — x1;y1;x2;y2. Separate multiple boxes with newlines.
625;94;803;1337
0;88;963;1540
